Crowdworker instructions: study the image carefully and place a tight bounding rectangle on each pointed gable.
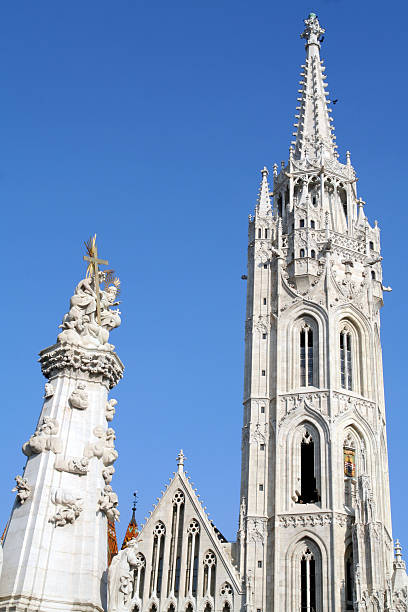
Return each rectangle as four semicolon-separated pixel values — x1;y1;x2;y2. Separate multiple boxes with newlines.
129;452;241;612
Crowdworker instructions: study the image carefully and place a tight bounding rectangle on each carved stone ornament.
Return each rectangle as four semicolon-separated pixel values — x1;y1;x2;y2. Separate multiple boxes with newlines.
54;455;89;476
106;398;117;422
12;475;31;504
39;343;124;390
22;417;62;457
98;484;120;522
43;382;54;398
49;488;83;527
57;273;121;352
84;426;118;466
247;517;267;543
68;382;88;410
102;464;115;484
108;538;141;612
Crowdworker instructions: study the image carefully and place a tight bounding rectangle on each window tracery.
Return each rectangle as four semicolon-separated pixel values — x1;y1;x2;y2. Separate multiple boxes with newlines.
300;323;314;387
132;552;146;600
340;325;353;390
185;520;200;597
203;550;216;598
150;522;166;598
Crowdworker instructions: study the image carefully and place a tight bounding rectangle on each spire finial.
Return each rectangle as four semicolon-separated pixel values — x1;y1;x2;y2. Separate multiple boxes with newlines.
132;491;138;515
395;539;403;562
301;13;325;48
177;449;186;473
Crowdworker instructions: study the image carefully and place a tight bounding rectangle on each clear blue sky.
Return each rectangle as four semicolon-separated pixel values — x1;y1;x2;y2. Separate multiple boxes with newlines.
1;1;407;550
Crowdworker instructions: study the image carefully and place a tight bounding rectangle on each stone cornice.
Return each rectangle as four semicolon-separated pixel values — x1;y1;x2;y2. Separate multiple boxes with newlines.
39;343;124;389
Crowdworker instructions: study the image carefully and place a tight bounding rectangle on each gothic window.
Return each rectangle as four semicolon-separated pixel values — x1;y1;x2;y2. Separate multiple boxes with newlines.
301;547;317;611
222;604;231;612
150;522;166;597
343;429;365;507
204;605;212;612
340;327;353;390
311;249;316;259
310;220;315;228
300;249;305;258
258;228;262;238
186;605;194;612
168;490;184;596
168;605;176;612
371;270;376;280
132;552;146;600
296;429;320;504
369;241;374;250
277;194;283;216
300;324;314;387
203;550;216;598
220;582;233;597
338;185;347;220
300;219;305;228
265;228;268;238
185;519;200;597
345;544;354;610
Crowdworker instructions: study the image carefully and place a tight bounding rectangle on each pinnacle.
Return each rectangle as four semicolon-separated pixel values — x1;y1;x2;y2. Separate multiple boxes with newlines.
292;14;338;162
256;166;272;216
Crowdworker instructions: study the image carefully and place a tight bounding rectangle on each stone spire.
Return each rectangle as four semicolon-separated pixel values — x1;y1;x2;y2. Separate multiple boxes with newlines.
292;13;337;161
255;166;272;216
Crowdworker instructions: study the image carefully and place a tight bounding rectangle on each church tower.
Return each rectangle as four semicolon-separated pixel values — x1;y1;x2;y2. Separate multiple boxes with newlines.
239;12;398;612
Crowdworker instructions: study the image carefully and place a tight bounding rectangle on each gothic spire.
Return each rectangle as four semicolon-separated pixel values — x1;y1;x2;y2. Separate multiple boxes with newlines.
121;492;139;549
255;167;272;216
292;13;337;161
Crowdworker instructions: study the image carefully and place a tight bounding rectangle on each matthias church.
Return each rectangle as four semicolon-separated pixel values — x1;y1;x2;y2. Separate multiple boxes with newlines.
0;13;407;612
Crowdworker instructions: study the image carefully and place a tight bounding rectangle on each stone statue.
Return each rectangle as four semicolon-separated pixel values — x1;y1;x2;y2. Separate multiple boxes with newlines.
84;427;118;466
102;465;115;484
68;382;88;410
43;383;54;398
105;398;117;422
49;488;83;527
12;475;31;504
98;485;120;522
108;539;141;612
58;273;121;351
22;417;62;457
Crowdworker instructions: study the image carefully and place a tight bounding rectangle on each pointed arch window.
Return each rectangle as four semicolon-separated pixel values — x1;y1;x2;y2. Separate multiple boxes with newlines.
185;519;200;597
132;553;146;600
168;490;185;596
340;327;353;390
345;544;354;610
149;522;166;598
203;550;216;598
301;547;316;611
300;324;314;387
300;248;305;258
296;429;320;504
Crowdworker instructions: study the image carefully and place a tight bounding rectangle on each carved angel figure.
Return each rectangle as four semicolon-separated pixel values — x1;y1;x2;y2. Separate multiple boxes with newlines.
108;539;141;612
22;417;62;457
84;427;118;466
98;484;120;522
68;382;88;410
12;475;31;504
106;398;117;422
49;488;83;527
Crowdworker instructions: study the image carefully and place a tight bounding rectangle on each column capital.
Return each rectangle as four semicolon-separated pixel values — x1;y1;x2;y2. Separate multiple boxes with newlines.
39;343;124;389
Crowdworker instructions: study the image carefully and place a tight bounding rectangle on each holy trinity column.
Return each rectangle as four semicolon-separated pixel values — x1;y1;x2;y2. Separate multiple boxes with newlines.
0;237;123;612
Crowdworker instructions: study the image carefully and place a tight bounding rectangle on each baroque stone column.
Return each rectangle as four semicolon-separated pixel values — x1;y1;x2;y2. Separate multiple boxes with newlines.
0;271;124;612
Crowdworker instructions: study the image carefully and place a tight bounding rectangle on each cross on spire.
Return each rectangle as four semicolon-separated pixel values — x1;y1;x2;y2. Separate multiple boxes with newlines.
83;235;108;325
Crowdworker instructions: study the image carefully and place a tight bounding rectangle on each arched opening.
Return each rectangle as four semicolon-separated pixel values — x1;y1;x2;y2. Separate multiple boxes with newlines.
345;544;354;610
204;605;212;612
371;270;376;280
340;328;353;390
300;219;305;228
338;185;347;221
185;519;200;597
132;553;146;600
310;220;315;229
168;605;176;612
300;325;314;387
300;249;305;258
301;547;316;610
258;228;261;238
222;603;231;612
150;522;166;597
297;430;320;504
203;550;216;597
186;605;194;612
311;250;316;259
277;194;283;216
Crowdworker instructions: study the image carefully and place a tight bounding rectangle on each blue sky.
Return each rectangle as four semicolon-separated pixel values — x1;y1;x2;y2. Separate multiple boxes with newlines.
1;0;407;551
